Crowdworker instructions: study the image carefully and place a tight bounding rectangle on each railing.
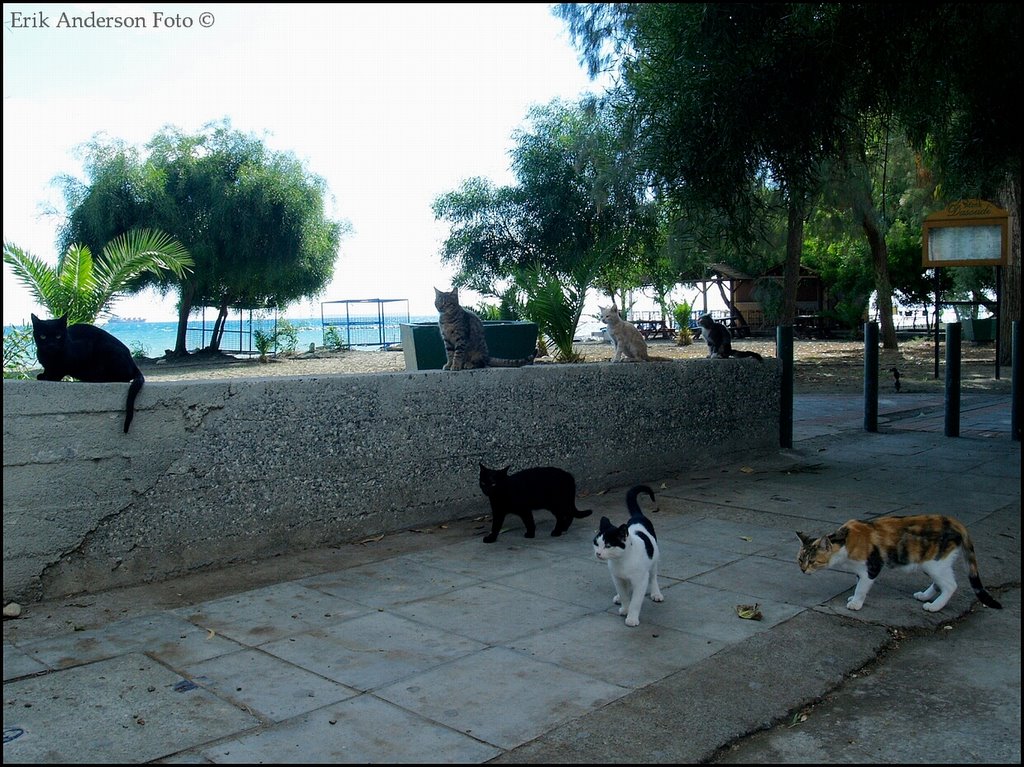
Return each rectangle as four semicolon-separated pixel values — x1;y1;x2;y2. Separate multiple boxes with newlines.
320;298;411;349
186;309;268;355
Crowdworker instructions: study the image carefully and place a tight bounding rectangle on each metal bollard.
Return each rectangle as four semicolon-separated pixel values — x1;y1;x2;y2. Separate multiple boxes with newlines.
864;322;878;433
778;325;793;449
945;322;961;438
1012;320;1020;442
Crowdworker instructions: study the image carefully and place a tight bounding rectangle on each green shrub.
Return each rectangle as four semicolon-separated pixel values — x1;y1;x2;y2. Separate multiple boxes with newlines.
3;325;36;379
323;326;346;351
276;319;299;353
473;302;502;320
253;328;276;362
672;301;693;346
129;340;149;360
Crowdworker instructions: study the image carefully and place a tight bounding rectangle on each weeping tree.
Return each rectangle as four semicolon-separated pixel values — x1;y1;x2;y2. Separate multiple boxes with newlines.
558;3;1020;352
433;99;661;359
59;120;347;356
871;3;1021;363
559;4;850;326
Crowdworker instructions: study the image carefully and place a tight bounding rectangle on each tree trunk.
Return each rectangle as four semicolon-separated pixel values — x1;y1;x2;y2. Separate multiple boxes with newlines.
209;298;230;352
172;281;195;357
860;209;899;349
997;172;1020;366
780;197;805;326
715;277;749;330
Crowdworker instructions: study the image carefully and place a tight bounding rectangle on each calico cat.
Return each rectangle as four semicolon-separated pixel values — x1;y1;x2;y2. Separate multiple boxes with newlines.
434;288;535;370
599;305;650;362
478;463;592;543
32;313;145;433
696;315;762;360
797;515;1003;612
593;485;664;626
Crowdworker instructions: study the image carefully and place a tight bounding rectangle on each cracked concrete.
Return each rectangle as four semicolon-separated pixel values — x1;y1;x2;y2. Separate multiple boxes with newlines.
4;360;779;603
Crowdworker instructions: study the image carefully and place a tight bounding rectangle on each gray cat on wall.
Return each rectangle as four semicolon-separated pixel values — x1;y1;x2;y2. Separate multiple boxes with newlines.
434;288;535;369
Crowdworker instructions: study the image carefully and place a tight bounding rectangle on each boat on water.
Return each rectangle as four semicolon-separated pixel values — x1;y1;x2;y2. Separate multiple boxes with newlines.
105;314;146;324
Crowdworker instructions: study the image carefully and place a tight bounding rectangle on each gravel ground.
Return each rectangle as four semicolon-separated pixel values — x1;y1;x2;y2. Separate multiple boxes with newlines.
135;335;1011;395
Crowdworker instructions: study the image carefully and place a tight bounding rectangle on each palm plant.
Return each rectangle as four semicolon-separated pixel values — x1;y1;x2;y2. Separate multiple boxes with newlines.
3;229;193;325
517;262;592;363
252;328;277;363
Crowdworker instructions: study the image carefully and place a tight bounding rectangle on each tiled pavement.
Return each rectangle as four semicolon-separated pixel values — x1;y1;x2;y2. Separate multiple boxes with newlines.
3;391;1019;763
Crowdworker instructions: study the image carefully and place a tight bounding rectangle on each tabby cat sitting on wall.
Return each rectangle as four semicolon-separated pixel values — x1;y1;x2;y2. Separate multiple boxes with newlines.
434;288;535;370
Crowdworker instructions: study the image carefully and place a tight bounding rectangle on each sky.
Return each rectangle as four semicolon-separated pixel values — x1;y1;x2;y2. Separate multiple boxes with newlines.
2;2;620;324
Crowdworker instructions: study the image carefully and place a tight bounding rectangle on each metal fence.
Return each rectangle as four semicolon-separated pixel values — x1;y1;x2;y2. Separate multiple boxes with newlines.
320;298;411;348
186;309;270;355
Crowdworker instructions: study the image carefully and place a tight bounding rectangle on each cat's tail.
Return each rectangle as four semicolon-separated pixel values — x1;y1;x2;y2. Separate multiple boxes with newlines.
486;351;537;368
626;485;657;518
573;506;593;519
962;531;1003;609
732;350;763;361
124;371;144;433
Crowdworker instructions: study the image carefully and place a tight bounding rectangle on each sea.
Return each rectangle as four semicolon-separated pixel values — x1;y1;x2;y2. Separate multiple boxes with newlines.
6;314;612;364
6;315;441;359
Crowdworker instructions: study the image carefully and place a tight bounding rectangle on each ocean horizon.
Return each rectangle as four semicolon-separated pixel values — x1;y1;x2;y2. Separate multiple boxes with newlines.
6;313;612;360
6;314;441;358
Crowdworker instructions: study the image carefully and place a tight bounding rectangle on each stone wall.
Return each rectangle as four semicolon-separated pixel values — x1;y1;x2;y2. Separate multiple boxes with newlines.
2;359;780;603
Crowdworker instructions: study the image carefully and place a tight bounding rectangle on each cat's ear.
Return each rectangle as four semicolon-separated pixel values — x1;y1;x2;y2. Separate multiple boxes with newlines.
796;531;815;545
599;516;614;532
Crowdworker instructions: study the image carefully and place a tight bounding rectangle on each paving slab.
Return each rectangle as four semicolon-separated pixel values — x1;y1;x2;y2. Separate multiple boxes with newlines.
2;392;1018;764
3;653;260;764
195;694;502;764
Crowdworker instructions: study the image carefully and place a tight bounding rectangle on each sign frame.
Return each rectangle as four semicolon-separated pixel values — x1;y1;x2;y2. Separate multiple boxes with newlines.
922;199;1008;267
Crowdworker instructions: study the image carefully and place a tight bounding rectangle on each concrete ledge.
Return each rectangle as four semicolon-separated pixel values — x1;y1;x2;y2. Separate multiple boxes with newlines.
3;359;780;603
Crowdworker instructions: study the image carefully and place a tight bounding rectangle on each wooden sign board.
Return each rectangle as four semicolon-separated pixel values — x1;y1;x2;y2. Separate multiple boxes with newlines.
922;199;1008;267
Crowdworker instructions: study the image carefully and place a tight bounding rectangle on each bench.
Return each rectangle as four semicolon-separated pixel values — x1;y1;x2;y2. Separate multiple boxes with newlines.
633;319;675;340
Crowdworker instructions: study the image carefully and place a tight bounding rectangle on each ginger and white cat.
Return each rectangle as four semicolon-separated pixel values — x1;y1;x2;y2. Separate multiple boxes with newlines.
599;305;649;362
797;514;1002;612
593;485;664;626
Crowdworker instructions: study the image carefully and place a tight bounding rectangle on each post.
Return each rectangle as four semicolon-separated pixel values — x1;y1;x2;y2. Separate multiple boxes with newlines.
1012;320;1020;442
864;321;878;433
934;269;941;379
945;322;961;438
994;265;1001;380
778;325;793;449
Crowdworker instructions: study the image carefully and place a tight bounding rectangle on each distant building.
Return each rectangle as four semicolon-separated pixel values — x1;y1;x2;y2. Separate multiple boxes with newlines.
696;263;831;333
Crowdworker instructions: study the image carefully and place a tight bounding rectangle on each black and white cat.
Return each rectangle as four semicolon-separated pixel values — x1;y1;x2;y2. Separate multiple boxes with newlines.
478;463;592;543
696;315;762;360
31;314;145;433
593;485;664;626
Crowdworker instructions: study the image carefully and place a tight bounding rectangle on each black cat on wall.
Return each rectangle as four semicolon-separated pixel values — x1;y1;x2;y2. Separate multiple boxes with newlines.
31;314;145;433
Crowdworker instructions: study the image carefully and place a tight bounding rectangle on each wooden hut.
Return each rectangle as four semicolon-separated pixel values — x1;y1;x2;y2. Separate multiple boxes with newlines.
694;263;829;335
